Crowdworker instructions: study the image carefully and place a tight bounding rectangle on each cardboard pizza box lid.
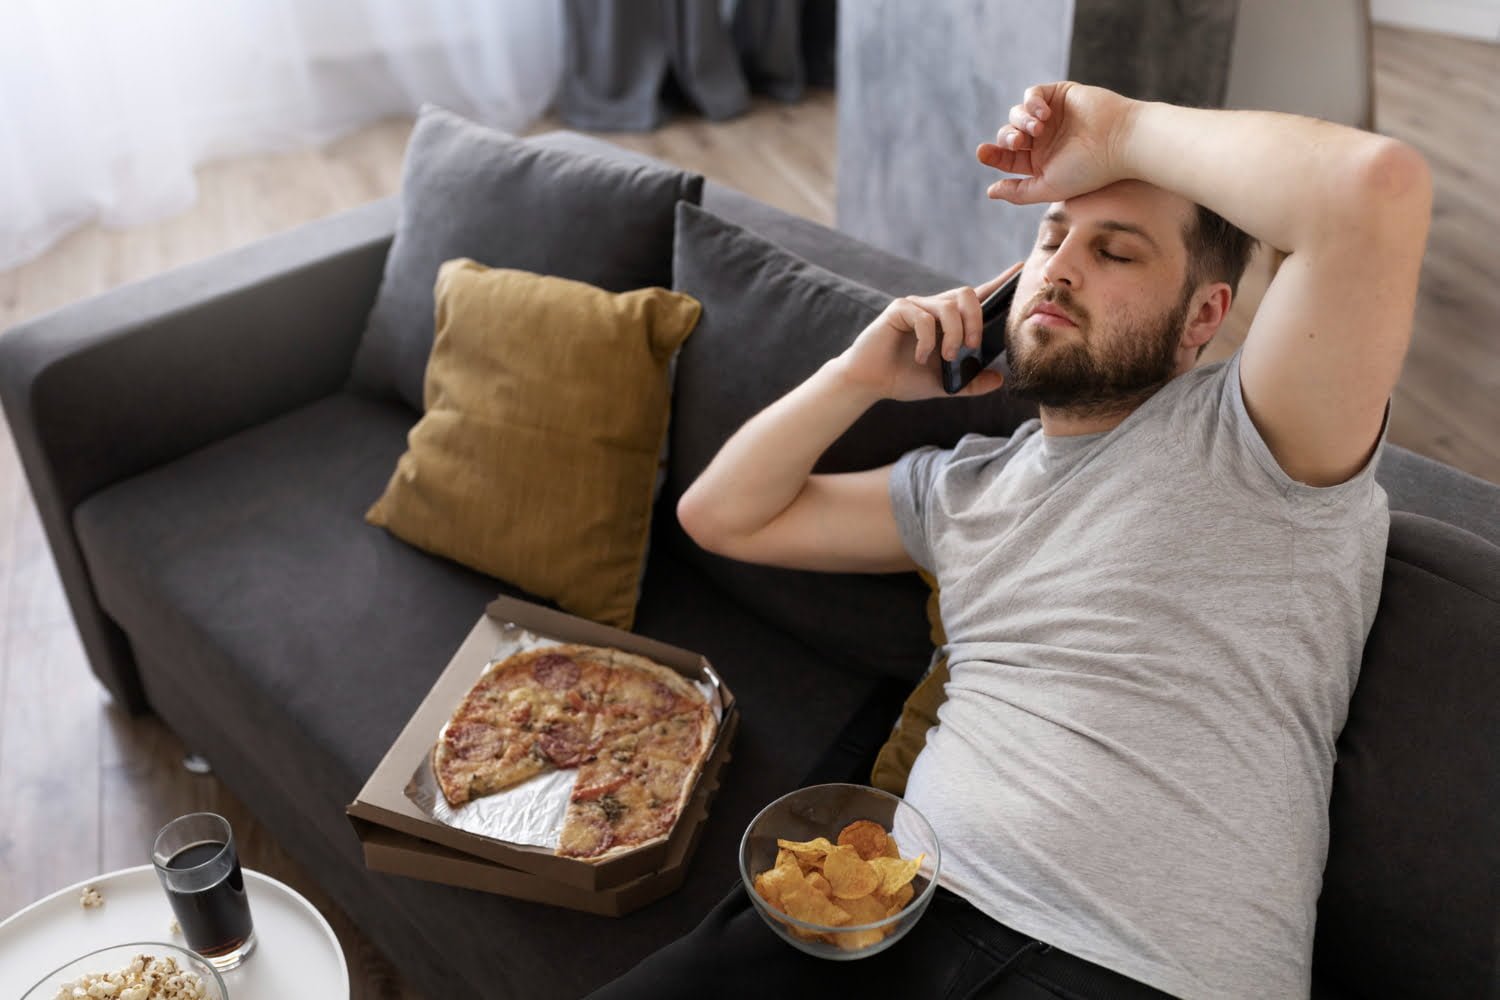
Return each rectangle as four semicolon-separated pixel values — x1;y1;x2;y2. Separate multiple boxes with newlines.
348;597;737;895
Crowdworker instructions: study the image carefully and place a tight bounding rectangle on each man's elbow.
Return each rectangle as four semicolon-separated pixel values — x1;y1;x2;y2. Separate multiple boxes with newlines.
1348;138;1432;222
676;489;730;555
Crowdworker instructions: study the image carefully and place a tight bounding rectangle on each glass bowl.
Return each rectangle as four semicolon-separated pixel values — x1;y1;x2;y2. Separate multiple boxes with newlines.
739;783;941;961
22;942;228;1000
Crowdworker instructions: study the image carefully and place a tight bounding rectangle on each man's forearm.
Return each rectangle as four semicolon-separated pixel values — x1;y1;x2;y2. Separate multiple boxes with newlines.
677;359;878;544
1118;101;1426;253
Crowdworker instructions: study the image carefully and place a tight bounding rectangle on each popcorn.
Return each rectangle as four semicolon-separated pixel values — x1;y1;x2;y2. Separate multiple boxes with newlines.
52;954;208;1000
79;886;105;909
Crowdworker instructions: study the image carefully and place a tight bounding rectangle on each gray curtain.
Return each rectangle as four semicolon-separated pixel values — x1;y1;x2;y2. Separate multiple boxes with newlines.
559;0;835;131
1068;0;1240;105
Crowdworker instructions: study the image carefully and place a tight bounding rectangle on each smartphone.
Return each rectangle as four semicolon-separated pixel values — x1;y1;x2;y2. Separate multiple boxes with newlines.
940;270;1020;395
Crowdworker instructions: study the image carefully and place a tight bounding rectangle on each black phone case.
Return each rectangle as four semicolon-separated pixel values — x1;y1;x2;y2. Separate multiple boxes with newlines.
941;273;1020;395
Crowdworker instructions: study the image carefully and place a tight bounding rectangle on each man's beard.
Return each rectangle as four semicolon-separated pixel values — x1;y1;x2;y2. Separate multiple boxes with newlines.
1001;284;1192;419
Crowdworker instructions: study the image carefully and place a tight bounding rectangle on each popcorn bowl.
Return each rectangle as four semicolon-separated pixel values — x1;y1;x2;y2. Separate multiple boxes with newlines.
22;942;227;1000
739;783;941;961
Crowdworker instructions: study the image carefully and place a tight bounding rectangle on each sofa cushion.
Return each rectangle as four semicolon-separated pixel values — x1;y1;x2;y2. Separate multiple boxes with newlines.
72;390;887;996
350;106;703;412
366;261;701;629
75;393;514;781
1311;511;1500;999
667;202;1038;680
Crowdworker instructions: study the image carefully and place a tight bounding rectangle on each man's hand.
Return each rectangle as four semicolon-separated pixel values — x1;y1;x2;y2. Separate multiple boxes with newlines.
976;83;1137;205
834;264;1024;402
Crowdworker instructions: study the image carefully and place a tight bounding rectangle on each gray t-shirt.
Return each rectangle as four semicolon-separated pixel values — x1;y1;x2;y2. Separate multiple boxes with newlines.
888;350;1389;998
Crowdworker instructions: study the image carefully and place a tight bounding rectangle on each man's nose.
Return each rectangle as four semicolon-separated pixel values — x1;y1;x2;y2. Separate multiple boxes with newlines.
1041;238;1082;288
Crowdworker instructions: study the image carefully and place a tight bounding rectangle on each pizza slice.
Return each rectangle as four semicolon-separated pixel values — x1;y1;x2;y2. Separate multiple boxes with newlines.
591;651;706;745
435;644;612;807
432;719;545;807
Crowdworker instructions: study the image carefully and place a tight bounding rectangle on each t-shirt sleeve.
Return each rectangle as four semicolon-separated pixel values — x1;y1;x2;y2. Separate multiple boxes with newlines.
1212;348;1390;521
889;445;948;573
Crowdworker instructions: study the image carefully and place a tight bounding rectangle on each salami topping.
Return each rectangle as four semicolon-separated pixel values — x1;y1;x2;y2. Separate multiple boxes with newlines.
532;652;581;690
538;727;591;767
444;721;504;761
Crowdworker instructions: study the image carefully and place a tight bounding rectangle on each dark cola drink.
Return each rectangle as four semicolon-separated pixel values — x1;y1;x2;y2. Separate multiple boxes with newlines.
152;814;257;970
164;841;254;957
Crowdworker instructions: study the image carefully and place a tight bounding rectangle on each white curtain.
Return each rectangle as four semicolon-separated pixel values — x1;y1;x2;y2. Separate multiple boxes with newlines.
0;0;565;272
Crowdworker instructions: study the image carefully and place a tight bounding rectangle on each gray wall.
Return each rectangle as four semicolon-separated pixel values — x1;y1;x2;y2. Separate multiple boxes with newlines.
835;0;1076;286
836;0;1241;284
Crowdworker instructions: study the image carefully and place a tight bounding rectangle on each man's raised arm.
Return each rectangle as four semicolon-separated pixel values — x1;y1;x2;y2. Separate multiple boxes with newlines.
981;84;1431;487
677;267;1021;572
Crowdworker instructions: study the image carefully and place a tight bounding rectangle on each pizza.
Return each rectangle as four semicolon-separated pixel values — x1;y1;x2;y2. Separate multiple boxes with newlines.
432;643;717;861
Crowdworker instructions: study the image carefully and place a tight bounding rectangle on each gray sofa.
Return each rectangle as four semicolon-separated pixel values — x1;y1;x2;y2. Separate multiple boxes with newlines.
2;128;1496;999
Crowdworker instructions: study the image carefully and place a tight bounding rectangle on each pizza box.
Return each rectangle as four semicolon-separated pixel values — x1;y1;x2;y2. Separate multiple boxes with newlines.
350;707;736;917
347;595;738;897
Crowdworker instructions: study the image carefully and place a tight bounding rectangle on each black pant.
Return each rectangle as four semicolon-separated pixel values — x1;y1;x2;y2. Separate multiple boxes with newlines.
588;883;1177;1000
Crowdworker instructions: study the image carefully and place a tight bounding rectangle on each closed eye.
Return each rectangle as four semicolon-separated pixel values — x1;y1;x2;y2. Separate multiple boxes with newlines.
1037;243;1133;263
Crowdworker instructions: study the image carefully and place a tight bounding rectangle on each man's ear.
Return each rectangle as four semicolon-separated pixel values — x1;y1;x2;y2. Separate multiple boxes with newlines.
1184;282;1232;352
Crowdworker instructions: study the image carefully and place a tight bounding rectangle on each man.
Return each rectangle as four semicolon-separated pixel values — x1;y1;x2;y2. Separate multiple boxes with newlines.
594;82;1431;998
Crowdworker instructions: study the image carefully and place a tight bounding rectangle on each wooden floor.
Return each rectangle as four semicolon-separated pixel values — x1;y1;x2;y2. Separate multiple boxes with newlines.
0;25;1495;999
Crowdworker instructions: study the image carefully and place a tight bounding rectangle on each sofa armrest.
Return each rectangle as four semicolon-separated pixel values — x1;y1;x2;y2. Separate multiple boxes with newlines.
0;196;400;711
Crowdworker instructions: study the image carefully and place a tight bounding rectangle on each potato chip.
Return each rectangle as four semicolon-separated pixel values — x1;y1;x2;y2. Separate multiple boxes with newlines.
757;855;802;905
836;819;891;861
869;853;924;896
753;871;782;909
875;881;915;915
831;926;887;950
833;892;887;925
777;836;835;866
781;874;852;927
830;894;891;951
822;844;881;899
806;871;832;896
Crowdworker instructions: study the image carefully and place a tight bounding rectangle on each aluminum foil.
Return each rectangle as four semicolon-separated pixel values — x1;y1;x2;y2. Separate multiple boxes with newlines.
404;621;722;851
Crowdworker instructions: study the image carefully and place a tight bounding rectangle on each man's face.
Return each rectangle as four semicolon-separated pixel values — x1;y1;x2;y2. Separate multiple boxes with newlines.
1003;180;1198;414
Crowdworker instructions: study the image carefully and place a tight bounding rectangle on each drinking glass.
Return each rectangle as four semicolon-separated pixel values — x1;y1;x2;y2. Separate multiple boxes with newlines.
151;812;257;970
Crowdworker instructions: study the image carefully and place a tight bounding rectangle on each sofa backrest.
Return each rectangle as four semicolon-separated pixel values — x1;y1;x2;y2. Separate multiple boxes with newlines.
1312;511;1500;998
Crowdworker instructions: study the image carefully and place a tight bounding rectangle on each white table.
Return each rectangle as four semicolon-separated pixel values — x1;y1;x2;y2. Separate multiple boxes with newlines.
0;865;350;999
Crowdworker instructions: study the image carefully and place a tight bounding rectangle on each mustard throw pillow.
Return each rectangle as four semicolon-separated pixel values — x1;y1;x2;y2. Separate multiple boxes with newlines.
366;259;701;630
870;571;952;796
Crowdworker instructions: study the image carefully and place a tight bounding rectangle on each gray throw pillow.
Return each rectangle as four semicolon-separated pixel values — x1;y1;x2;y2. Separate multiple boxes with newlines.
351;105;704;411
667;202;1037;681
